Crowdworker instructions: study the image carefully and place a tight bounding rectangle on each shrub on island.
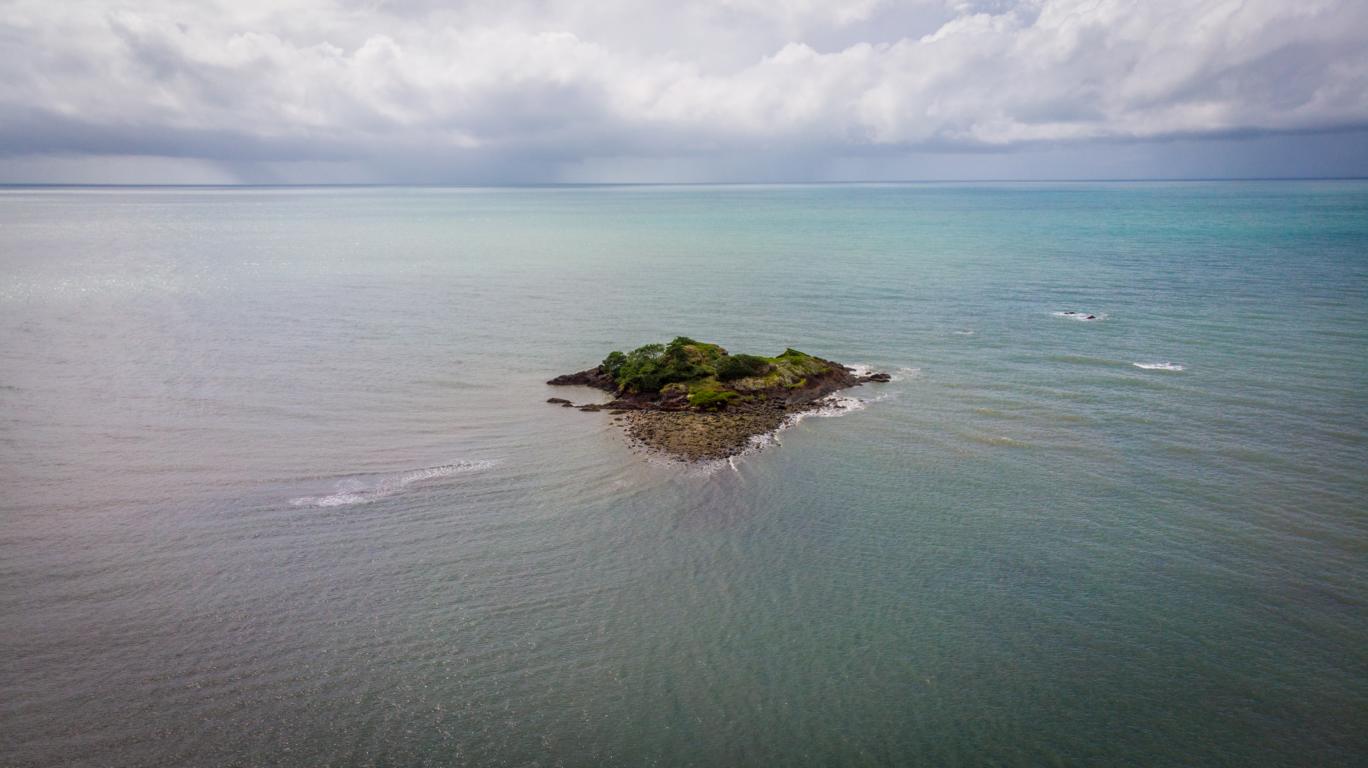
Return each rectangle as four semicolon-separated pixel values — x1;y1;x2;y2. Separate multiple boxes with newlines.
602;336;723;393
715;353;772;381
591;338;839;410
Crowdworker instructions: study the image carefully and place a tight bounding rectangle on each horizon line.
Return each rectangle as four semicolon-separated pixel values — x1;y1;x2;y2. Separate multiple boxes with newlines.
2;176;1367;189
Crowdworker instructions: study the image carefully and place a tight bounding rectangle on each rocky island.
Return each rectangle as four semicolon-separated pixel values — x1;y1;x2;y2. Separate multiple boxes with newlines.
547;337;890;461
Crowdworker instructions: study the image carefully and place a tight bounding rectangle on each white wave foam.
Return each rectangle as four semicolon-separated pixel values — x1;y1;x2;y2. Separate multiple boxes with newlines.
791;395;867;422
952;329;976;336
848;362;920;383
644;394;879;472
742;428;782;454
673;395;873;471
1052;311;1106;321
646;452;734;476
1132;362;1185;371
290;461;495;508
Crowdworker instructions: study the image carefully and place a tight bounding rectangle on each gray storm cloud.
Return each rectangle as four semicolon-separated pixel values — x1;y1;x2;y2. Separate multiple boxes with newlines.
1;0;1367;182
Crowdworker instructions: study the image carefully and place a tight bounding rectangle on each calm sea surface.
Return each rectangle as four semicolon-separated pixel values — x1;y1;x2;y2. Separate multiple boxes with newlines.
2;183;1366;767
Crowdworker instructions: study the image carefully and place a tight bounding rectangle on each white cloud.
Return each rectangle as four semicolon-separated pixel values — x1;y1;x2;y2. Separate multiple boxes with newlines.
0;0;1365;181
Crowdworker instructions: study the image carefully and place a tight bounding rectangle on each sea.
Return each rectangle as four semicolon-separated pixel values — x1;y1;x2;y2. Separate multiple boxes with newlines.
2;182;1365;767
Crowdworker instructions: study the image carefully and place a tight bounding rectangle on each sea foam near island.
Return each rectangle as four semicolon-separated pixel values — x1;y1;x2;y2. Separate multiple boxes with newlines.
669;394;879;475
290;461;496;507
737;395;873;458
848;363;921;382
786;361;915;425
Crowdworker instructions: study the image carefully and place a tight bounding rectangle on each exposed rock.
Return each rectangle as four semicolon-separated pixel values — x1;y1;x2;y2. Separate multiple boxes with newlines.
622;406;788;461
546;366;615;388
546;397;571;404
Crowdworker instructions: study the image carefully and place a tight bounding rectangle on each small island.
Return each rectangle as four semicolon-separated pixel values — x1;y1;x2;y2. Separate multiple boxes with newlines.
547;337;890;461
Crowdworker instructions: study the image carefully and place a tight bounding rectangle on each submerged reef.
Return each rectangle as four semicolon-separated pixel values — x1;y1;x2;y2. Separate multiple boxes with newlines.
547;337;889;461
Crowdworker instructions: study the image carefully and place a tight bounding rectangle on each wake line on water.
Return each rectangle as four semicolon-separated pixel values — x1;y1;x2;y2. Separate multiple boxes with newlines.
289;461;496;508
1048;354;1187;372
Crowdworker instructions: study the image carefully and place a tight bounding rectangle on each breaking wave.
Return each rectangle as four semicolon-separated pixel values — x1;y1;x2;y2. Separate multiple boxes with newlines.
290;461;496;508
789;395;868;422
1133;362;1185;371
673;394;878;475
848;363;920;381
744;396;870;451
642;369;903;474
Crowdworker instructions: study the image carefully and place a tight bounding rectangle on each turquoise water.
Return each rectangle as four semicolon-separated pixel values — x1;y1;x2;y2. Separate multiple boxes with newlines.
1;183;1365;766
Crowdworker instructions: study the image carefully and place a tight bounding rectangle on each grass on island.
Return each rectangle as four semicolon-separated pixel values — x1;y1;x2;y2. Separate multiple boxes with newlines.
600;337;832;409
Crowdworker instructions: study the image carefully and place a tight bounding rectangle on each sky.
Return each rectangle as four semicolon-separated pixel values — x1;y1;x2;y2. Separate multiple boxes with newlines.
1;0;1367;184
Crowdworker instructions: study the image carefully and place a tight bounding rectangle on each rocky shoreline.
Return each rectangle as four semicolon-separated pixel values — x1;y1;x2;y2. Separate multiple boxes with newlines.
619;402;791;461
546;339;889;461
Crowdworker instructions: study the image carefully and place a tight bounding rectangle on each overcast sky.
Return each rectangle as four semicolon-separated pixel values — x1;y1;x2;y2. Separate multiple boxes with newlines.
2;0;1367;183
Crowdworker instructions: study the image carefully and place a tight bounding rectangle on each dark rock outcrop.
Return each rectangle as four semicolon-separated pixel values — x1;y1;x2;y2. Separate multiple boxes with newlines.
546;366;615;389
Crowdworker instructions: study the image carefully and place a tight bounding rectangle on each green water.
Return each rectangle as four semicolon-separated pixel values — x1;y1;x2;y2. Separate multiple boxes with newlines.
1;182;1366;766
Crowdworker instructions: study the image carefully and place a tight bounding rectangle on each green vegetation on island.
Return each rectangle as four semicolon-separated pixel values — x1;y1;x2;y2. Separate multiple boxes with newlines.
599;336;836;409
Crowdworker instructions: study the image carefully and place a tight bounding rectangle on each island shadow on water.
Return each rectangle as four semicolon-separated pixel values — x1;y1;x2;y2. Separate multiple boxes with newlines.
547;337;889;461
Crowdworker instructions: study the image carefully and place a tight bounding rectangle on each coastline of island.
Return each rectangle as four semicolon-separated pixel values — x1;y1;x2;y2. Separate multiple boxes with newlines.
547;337;889;461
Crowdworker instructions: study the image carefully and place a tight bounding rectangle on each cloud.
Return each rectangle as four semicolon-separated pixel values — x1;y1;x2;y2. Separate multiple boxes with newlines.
0;0;1365;181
